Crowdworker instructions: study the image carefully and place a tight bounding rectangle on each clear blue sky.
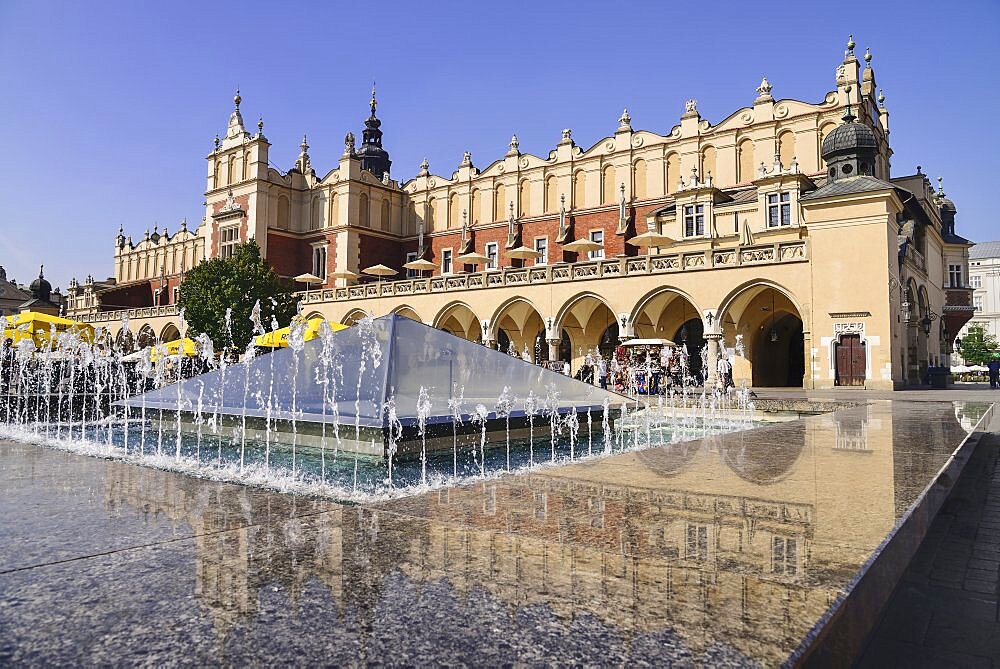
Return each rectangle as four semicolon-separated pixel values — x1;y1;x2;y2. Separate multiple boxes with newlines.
1;1;997;291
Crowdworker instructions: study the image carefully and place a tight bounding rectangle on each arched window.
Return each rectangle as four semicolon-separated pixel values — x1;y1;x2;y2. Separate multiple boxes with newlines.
778;131;795;170
213;161;220;189
471;188;481;225
276;195;289;230
573;170;586;208
311;196;322;230
633;159;647;200
227;156;235;185
359;193;370;227
545;175;558;213
242;151;251;181
700;146;716;181
602;164;616;204
328;192;339;227
737;139;755;183
426;197;436;231
449;193;461;229
381;199;391;231
518;179;531;217
493;183;506;221
665;153;679;194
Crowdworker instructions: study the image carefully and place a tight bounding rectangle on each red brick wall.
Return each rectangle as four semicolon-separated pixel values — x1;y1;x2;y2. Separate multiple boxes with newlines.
359;233;406;273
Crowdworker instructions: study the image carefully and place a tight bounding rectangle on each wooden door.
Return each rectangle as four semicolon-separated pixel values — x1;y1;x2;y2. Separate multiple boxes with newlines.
836;334;866;386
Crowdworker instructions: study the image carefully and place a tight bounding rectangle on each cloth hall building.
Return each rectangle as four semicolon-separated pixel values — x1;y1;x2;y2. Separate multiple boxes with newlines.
69;37;974;390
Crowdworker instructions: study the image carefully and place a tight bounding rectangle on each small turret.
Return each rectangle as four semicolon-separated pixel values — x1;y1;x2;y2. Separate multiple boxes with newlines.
355;83;391;180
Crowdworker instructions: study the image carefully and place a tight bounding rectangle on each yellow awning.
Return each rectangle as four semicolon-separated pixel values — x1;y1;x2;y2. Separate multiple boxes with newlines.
149;338;200;362
1;312;95;348
254;317;348;348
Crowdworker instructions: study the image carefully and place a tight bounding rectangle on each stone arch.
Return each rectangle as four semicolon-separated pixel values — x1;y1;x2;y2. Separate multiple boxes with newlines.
633;158;647;199
630;286;703;339
136;324;156;348
159;323;181;342
556;292;617;370
339;308;370;326
433;301;482;342
718;281;805;388
491;296;546;355
303;311;325;321
391;304;422;322
114;328;136;354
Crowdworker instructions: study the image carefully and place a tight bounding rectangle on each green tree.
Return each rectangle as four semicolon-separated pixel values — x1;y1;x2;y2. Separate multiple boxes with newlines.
958;324;999;365
179;240;297;352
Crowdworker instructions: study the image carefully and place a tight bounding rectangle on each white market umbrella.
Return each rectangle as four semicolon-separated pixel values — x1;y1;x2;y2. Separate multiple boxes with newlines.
561;239;604;254
507;246;541;260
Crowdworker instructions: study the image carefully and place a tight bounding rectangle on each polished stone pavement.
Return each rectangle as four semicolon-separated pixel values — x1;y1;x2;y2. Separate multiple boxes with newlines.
857;431;1000;667
0;401;989;666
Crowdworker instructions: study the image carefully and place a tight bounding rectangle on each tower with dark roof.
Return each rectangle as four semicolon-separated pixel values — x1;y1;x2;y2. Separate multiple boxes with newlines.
821;85;879;182
356;85;391;180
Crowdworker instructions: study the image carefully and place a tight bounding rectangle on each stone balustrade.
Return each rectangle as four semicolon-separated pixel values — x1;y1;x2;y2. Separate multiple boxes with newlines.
300;240;808;305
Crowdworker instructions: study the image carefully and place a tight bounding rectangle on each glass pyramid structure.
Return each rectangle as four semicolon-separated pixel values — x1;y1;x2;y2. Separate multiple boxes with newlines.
125;314;625;431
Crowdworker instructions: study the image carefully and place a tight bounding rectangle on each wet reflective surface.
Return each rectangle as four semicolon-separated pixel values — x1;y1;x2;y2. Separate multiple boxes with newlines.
0;401;990;666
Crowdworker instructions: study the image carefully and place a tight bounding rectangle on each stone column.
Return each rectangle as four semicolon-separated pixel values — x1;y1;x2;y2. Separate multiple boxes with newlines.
704;333;722;388
547;338;560;364
802;330;814;389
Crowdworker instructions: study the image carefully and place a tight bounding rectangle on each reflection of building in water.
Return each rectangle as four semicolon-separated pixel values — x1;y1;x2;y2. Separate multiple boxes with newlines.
101;405;967;663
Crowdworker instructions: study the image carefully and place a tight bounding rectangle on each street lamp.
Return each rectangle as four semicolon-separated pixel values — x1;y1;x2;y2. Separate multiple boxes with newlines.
920;316;932;335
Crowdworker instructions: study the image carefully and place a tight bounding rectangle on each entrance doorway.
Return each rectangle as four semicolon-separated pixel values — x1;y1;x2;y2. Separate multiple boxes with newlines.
835;334;866;386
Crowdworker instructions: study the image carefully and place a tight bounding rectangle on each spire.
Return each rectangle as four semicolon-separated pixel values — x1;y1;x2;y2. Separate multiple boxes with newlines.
845;34;856;59
356;84;391;179
936;176;946;198
226;88;246;138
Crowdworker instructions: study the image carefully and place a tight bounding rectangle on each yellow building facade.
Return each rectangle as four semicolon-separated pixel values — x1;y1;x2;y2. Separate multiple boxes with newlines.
75;37;973;389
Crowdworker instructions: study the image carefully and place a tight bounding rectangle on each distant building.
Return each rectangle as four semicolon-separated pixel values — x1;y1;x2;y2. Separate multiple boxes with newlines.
958;241;1000;347
0;266;31;317
0;265;66;317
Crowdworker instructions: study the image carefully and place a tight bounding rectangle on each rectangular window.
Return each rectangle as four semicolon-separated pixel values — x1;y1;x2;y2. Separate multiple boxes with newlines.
772;536;798;575
312;245;327;281
683;204;705;237
535;237;548;265
405;252;418;279
972;275;982;289
975;295;983;311
589;230;604;259
767;192;792;227
485;242;498;270
442;249;453;275
685;523;708;561
219;226;239;260
948;264;963;288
